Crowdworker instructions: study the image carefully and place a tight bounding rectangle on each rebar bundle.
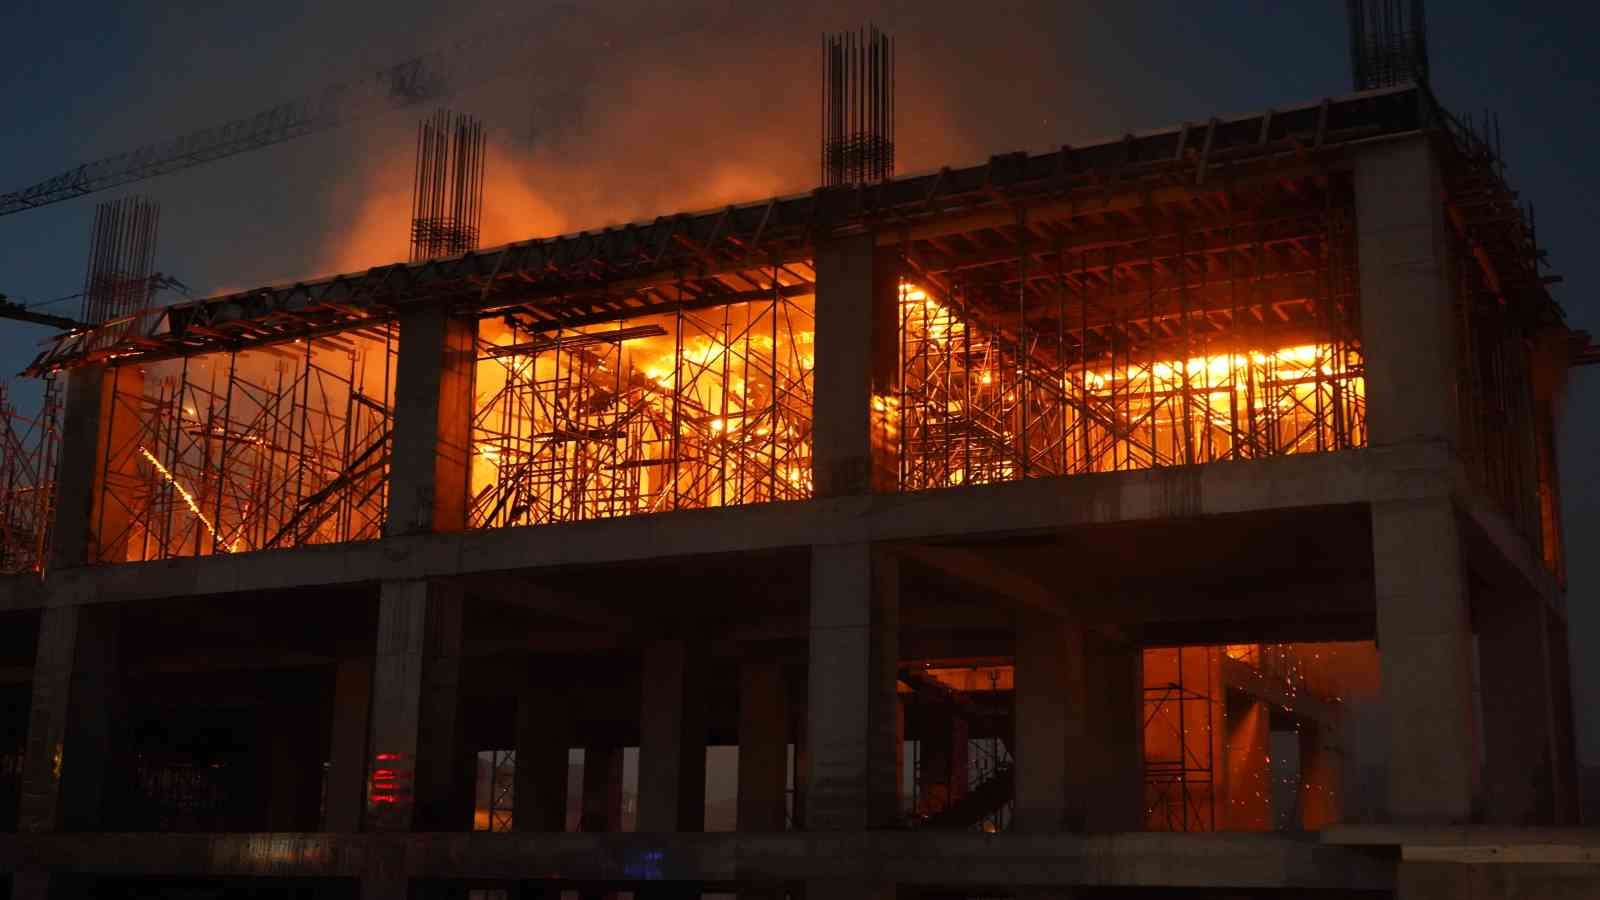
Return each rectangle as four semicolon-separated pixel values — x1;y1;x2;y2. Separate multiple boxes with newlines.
822;27;894;188
410;110;486;261
1348;0;1428;90
81;196;159;325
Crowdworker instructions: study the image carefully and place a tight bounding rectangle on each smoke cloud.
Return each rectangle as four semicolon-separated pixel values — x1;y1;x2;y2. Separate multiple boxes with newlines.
304;0;1096;279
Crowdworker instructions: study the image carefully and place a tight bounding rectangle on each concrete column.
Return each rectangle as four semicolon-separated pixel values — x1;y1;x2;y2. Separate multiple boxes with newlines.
386;305;474;535
1354;136;1458;450
365;579;466;831
1478;590;1557;825
1373;496;1478;823
1222;696;1271;831
812;232;899;497
916;706;970;816
580;745;625;832
638;639;707;832
513;686;571;832
326;656;374;832
18;604;119;833
268;705;324;832
1547;617;1581;825
51;364;144;567
806;542;899;830
1082;641;1142;832
737;658;789;831
1300;721;1342;830
1012;612;1087;832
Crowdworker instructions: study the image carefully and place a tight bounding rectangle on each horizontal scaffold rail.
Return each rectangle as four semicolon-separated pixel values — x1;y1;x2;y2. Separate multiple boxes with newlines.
27;86;1464;375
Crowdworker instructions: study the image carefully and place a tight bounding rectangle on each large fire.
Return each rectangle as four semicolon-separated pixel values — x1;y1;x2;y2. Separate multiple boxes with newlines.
470;292;816;528
896;284;1366;488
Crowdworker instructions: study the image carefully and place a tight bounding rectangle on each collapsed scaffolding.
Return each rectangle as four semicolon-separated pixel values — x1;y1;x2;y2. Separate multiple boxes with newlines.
93;330;396;562
471;266;817;528
893;192;1366;489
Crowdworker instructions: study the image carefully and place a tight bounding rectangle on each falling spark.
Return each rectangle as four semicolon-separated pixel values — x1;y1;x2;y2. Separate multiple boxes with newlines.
138;445;232;553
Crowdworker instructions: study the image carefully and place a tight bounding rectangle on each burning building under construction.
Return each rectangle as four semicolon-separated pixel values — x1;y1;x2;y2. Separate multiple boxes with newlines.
0;7;1593;900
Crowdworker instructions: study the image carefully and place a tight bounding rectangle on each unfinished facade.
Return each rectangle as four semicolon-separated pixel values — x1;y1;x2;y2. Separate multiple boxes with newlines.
0;83;1589;900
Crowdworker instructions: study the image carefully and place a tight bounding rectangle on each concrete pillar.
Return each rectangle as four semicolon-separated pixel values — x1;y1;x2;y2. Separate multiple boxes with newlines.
737;658;789;831
1082;641;1142;832
386;305;474;536
514;686;571;832
51;364;144;567
1355;136;1458;451
17;604;119;833
580;745;625;832
638;639;707;832
1373;496;1478;824
1300;721;1342;831
806;542;899;830
812;232;899;497
365;579;466;831
917;706;969;816
326;656;374;832
1222;696;1271;831
1478;590;1557;825
1012;612;1087;832
268;705;324;832
1548;616;1581;824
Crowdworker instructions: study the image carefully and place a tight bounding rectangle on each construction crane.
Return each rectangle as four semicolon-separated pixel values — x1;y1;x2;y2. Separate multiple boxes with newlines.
0;5;577;218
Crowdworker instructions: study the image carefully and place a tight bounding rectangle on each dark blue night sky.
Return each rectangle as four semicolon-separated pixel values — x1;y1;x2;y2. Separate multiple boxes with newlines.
2;1;1595;759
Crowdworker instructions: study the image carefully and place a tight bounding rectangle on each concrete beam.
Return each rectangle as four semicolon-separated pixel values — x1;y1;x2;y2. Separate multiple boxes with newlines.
896;542;1071;620
0;831;1398;892
31;449;1397;611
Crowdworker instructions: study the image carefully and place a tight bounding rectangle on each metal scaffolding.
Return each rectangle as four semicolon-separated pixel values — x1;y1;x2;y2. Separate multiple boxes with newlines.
471;267;815;529
895;196;1365;490
1143;646;1217;833
0;377;61;575
95;329;396;562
